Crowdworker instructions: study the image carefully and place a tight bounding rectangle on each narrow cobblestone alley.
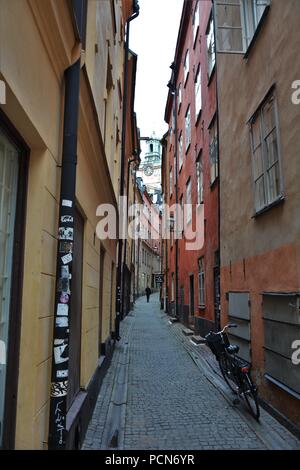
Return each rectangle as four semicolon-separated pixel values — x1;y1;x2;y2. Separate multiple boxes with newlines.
83;295;300;451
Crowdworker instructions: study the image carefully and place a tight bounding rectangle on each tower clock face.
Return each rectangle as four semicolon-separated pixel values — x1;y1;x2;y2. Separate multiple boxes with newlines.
144;164;154;176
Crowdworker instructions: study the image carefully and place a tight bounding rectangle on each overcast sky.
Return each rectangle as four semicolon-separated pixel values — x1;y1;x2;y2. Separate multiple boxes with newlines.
130;0;184;139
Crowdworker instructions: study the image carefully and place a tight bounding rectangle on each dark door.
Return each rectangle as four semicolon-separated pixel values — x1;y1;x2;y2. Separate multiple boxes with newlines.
0;115;28;449
189;275;194;317
67;207;83;409
214;267;221;330
98;247;105;356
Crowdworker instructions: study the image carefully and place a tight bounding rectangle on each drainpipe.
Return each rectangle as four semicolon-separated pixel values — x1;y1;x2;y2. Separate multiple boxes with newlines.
115;0;139;340
213;4;221;331
48;0;85;451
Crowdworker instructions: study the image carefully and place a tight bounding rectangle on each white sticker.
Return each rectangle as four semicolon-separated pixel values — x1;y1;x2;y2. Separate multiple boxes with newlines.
56;370;68;378
61;253;72;265
61;215;73;223
62;199;72;208
57;304;69;316
54;340;68;364
58;227;73;240
56;317;68;328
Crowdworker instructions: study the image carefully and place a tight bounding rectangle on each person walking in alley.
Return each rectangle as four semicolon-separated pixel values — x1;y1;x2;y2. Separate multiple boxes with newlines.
145;286;152;302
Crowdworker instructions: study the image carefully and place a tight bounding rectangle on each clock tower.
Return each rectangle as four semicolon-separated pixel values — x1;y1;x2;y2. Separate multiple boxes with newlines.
137;132;162;206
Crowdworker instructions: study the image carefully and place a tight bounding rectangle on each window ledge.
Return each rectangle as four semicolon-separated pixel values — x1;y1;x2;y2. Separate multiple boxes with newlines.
244;6;271;60
253;195;285;218
198;305;206;310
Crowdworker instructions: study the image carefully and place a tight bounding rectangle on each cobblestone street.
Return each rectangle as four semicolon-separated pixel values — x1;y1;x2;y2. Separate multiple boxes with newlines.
83;294;300;451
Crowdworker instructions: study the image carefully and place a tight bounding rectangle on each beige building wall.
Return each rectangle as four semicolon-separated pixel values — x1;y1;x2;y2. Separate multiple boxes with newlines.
0;0;125;449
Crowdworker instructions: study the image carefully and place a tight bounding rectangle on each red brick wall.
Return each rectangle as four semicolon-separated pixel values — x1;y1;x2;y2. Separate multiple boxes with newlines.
165;0;218;326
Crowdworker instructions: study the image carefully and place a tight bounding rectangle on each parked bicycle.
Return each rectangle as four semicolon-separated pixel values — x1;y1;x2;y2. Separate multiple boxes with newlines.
203;323;260;421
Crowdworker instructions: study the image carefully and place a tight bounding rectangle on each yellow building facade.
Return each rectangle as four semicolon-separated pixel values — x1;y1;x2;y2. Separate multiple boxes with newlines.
0;0;135;449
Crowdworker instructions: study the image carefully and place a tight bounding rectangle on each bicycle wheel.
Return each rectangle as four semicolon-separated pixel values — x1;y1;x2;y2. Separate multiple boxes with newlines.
242;374;260;421
219;354;239;394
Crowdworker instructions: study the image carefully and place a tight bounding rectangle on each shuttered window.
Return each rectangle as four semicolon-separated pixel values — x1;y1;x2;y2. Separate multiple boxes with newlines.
263;293;300;398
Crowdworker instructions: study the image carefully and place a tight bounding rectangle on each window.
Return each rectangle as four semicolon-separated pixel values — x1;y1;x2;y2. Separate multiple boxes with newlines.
178;83;182;111
169;167;173;196
178;132;183;171
193;1;200;45
195;66;202;119
250;92;283;213
198;257;205;306
196;156;203;204
180;195;184;233
215;0;270;54
186;178;192;224
184;49;189;85
242;0;270;49
206;16;216;77
185;105;191;151
209;117;218;184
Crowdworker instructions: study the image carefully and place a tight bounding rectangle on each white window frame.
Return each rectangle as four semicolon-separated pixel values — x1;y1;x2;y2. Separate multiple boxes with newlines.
250;90;283;213
178;83;182;111
178;132;183;171
196;156;204;205
185;105;191;152
198;257;205;307
186;178;192;224
214;0;271;54
195;65;202;120
169;167;173;197
193;1;200;46
206;16;216;78
209;117;218;184
184;49;189;85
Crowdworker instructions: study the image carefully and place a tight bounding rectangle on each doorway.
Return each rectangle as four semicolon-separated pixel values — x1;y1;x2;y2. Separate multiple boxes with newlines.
189;275;195;317
0;115;28;449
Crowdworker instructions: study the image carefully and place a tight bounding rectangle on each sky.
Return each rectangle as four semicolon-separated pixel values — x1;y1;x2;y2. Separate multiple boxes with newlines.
130;0;184;139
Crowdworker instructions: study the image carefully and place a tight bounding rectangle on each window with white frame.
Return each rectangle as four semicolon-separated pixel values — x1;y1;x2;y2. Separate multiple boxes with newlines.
209;117;218;184
250;91;283;213
193;1;200;45
178;83;182;111
169;167;173;196
180;195;184;233
206;16;216;77
198;257;205;306
195;66;202;120
185;105;191;151
196;156;203;204
184;49;189;85
186;178;192;224
178;132;183;171
215;0;270;54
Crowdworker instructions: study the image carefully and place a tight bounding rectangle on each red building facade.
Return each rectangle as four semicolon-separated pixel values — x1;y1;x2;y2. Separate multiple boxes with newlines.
163;0;219;336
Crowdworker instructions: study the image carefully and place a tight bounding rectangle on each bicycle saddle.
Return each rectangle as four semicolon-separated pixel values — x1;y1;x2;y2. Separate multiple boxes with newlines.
226;344;239;355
